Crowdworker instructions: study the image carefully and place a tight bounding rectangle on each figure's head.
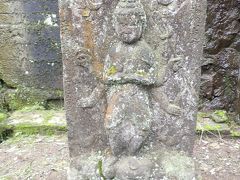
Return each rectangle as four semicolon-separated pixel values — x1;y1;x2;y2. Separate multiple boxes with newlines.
113;0;147;44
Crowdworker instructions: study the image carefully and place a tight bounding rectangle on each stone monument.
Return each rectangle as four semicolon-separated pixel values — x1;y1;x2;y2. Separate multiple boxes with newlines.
58;0;206;179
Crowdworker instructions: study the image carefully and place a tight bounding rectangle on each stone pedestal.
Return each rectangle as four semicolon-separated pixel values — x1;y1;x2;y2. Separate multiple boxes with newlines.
58;0;206;179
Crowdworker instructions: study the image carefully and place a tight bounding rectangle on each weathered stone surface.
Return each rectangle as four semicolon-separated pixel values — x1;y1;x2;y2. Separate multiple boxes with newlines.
196;111;240;137
0;0;63;110
196;115;231;135
200;0;240;112
0;109;67;142
211;110;228;123
59;0;206;179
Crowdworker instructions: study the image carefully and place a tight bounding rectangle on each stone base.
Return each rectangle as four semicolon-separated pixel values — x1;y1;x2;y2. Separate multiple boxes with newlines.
68;149;196;180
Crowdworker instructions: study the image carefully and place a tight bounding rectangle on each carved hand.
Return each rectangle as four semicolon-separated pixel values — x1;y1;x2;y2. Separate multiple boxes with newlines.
124;73;155;86
168;56;183;72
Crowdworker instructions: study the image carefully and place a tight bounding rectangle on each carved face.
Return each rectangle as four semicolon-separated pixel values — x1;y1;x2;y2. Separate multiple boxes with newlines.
115;13;144;44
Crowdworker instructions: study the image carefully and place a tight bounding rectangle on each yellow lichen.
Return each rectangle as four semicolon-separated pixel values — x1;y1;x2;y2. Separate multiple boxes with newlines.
107;66;117;76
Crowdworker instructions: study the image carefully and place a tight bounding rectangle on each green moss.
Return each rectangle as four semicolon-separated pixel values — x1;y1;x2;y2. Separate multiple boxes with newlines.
0;112;7;123
230;130;240;137
4;86;64;111
26;22;46;32
203;124;222;131
6;87;47;110
1;123;66;138
98;160;106;180
136;70;147;76
214;110;226;117
46;99;64;110
42;111;55;123
13;124;67;136
196;111;231;134
0;110;67;142
54;90;64;97
211;110;228;123
107;66;117;76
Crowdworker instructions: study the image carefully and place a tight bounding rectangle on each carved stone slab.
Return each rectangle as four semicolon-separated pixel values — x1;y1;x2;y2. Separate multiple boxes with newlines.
58;0;206;179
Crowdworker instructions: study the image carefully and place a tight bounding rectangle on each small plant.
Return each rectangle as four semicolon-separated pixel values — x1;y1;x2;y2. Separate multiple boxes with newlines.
98;160;106;180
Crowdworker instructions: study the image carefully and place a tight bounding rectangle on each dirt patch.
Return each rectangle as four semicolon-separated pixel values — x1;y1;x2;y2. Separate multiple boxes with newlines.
194;135;240;180
0;135;68;179
0;134;239;179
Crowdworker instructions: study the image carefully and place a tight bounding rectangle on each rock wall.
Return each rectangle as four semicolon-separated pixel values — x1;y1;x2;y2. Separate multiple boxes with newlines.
200;0;240;112
0;0;63;110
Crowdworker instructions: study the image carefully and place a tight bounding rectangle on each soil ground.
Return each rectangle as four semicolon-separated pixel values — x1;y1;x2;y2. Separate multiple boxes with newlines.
0;134;239;180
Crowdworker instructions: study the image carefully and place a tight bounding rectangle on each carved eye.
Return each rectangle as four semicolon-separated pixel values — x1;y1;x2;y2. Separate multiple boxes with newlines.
75;51;91;67
117;15;139;26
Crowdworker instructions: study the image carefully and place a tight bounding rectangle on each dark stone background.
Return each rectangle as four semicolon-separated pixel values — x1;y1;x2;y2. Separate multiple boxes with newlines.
200;0;240;112
0;0;63;110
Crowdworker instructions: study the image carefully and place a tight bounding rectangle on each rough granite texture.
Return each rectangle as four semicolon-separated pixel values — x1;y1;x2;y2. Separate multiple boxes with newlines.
59;0;206;179
0;0;63;110
200;0;240;112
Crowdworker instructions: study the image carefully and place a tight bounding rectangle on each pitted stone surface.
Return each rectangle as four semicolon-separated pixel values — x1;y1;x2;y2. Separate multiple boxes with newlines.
200;0;240;112
0;0;62;90
59;0;206;178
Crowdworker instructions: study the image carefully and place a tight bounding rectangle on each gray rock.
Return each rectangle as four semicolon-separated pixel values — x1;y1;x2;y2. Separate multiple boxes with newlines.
115;157;153;179
58;0;206;179
200;0;240;112
196;116;231;135
211;110;228;123
0;0;63;109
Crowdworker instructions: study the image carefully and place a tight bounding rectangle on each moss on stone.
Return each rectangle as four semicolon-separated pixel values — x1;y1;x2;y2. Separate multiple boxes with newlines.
0;122;67;141
230;130;240;137
0;109;66;142
211;110;228;123
98;160;106;180
13;124;67;136
107;66;117;76
196;111;231;134
196;111;240;137
6;87;46;110
136;70;147;76
0;112;8;123
46;99;64;110
5;86;64;111
203;124;222;131
54;89;64;97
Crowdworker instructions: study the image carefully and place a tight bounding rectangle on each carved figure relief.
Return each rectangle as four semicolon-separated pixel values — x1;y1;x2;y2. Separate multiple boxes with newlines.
103;0;157;156
76;0;182;156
